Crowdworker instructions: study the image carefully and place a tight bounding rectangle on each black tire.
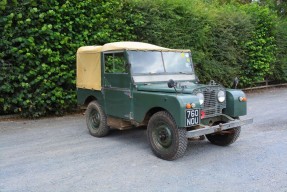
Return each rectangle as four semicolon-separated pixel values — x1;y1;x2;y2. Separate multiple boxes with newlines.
85;101;109;137
147;111;187;160
206;120;241;146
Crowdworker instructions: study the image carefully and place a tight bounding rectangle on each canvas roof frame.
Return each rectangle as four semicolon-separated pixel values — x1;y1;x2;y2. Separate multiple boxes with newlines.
76;42;190;90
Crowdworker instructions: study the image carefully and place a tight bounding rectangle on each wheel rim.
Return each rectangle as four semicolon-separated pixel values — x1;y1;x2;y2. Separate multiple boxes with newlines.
152;122;173;149
89;109;100;129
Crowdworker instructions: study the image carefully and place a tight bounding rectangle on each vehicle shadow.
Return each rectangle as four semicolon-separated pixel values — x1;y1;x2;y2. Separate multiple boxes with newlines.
102;126;223;159
107;126;148;145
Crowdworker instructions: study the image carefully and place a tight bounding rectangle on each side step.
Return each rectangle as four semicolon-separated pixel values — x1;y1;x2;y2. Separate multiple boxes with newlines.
107;117;133;130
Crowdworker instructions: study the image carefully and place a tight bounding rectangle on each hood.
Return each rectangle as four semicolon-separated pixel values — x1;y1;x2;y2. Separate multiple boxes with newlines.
137;83;206;94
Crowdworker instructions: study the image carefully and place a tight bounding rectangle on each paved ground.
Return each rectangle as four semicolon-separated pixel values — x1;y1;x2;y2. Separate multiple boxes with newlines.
1;87;287;192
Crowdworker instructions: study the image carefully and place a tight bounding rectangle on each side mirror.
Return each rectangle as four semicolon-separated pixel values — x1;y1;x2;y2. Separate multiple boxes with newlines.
233;77;239;89
167;79;176;88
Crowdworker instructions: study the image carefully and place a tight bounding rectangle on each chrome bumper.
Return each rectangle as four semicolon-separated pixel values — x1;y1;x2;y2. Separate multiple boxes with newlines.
186;118;253;138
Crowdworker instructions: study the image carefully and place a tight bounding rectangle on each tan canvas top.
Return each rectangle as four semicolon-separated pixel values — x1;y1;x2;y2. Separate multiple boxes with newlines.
77;46;103;53
76;42;191;90
76;46;102;90
102;41;190;52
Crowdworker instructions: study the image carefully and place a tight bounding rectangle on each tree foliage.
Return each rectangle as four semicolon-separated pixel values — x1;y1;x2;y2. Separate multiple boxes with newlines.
240;4;277;85
258;0;287;17
0;0;286;117
0;0;142;117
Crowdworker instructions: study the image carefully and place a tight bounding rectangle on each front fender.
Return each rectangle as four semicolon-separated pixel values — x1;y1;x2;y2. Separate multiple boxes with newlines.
223;89;247;117
133;91;200;127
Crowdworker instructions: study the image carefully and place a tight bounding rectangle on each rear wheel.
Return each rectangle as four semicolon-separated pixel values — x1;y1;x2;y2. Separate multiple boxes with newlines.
85;101;109;137
147;111;187;160
205;120;241;146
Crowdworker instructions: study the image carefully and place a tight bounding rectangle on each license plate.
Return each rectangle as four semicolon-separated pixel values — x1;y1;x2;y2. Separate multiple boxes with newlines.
186;109;200;126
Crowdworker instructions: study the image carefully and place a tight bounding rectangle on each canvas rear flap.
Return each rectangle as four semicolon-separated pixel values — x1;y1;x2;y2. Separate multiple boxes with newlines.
76;46;102;90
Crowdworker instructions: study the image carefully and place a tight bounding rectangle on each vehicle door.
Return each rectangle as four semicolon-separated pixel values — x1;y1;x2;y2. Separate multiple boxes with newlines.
102;51;132;119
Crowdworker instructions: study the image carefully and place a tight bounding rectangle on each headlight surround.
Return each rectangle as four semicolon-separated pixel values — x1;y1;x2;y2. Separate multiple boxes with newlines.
196;92;204;105
217;90;226;103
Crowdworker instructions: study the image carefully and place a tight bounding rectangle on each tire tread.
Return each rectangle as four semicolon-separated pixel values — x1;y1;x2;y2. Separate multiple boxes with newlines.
147;111;187;160
86;101;109;137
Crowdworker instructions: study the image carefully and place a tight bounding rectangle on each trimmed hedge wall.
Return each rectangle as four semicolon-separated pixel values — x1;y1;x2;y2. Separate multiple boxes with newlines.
0;0;142;117
0;0;286;117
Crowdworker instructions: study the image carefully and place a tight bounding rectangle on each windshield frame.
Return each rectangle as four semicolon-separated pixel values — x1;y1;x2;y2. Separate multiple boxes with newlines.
127;50;195;75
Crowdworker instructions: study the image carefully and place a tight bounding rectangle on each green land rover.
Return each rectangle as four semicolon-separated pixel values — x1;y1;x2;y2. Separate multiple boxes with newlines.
76;41;253;160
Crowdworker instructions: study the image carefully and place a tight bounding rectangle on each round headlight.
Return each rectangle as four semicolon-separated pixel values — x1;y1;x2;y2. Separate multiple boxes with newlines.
218;90;226;102
196;92;204;105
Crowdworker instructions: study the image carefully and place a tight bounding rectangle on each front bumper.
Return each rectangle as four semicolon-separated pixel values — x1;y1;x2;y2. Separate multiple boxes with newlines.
186;118;253;138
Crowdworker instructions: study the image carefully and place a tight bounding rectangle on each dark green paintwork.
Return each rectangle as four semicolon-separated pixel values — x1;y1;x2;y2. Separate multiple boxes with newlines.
104;88;132;119
77;49;248;128
152;122;173;148
77;86;248;127
137;83;204;93
223;89;247;117
104;74;131;88
99;52;132;118
133;90;200;127
77;88;104;107
103;73;132;119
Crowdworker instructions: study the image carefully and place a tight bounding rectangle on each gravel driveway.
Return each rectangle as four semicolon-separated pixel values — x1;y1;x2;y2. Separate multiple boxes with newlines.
1;87;287;192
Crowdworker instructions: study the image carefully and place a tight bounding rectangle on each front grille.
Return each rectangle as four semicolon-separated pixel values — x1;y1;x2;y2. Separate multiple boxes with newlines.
193;86;226;118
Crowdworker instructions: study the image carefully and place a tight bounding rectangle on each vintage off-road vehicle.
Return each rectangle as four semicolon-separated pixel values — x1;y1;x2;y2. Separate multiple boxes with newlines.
76;42;253;160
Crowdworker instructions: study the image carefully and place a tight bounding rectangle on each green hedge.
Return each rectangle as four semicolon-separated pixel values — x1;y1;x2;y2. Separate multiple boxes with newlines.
0;0;142;117
131;0;280;87
0;0;286;117
274;19;287;81
240;4;277;85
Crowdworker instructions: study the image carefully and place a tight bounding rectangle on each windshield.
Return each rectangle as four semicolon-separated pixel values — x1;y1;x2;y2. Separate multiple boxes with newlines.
127;51;193;74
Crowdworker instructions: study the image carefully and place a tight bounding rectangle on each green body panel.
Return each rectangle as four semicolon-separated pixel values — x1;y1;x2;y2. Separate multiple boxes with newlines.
77;87;132;119
104;73;131;88
137;83;205;93
104;88;132;119
223;89;247;117
133;91;200;127
77;84;247;127
103;73;132;119
77;88;105;107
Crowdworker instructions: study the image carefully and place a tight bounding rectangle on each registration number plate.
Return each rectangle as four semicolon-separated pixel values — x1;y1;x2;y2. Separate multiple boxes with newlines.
186;109;200;126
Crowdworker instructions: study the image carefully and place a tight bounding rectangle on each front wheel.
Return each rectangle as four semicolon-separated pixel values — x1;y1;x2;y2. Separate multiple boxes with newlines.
147;111;187;160
206;120;241;146
85;101;109;137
